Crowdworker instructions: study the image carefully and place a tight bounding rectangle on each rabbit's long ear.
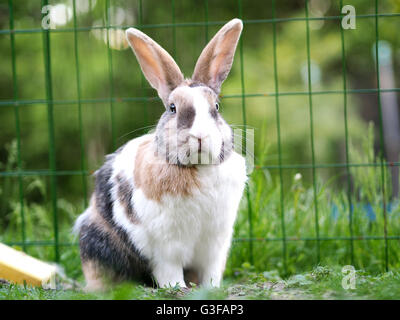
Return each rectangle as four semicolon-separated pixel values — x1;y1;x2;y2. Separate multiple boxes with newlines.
192;18;243;94
126;28;184;104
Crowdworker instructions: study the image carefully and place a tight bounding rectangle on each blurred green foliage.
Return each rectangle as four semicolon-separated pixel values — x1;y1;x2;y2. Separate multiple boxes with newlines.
0;0;400;277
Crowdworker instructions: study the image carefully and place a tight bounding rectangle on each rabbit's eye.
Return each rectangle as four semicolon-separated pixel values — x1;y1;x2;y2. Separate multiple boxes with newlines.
169;103;176;113
215;103;220;111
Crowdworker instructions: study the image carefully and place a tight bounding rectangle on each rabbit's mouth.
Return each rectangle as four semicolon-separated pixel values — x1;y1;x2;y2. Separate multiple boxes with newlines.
197;138;202;153
162;133;223;166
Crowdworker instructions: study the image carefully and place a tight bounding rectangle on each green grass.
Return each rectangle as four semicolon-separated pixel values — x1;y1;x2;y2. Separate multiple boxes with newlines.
1;266;400;300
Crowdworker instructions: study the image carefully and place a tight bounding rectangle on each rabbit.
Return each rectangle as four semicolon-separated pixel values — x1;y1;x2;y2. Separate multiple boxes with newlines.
74;18;247;291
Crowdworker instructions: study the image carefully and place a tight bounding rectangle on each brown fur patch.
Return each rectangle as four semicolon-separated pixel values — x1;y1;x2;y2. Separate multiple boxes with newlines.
82;260;105;292
182;79;217;98
134;139;200;201
88;196;112;233
182;78;202;87
82;260;125;292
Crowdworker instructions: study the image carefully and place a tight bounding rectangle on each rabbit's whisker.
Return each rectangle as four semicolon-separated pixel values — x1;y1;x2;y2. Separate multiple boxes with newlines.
117;124;157;141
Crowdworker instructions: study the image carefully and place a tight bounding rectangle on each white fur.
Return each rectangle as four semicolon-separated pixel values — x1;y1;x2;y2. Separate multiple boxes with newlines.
108;133;246;288
189;87;224;165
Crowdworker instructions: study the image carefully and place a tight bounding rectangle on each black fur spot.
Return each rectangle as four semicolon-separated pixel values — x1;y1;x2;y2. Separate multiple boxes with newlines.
178;106;196;129
94;154;115;226
79;223;152;285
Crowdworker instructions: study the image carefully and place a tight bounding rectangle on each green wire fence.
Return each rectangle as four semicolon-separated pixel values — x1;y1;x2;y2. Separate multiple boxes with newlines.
1;0;400;276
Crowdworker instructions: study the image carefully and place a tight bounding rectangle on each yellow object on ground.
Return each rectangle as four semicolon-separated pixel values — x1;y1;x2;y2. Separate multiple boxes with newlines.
0;243;57;288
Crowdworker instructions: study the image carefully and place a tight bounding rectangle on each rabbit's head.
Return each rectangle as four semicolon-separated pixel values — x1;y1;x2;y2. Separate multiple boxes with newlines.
126;19;243;165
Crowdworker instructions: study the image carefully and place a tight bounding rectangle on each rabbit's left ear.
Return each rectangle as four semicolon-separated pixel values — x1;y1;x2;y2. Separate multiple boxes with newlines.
126;28;184;105
192;18;243;94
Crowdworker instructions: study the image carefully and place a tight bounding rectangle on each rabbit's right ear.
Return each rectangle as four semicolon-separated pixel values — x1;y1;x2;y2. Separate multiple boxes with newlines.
126;28;184;105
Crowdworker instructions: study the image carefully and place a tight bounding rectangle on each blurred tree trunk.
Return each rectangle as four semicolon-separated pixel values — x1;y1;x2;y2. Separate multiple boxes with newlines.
378;42;400;197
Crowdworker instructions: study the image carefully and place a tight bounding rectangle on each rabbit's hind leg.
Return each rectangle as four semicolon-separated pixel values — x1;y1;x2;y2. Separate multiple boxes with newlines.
82;260;106;292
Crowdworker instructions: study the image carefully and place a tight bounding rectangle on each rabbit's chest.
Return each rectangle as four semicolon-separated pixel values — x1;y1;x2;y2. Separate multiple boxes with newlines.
130;152;247;261
140;151;245;219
